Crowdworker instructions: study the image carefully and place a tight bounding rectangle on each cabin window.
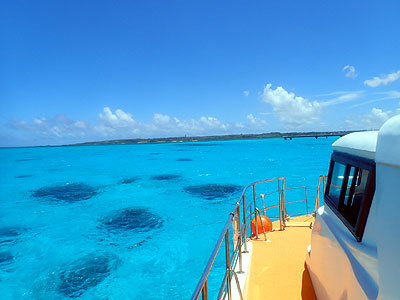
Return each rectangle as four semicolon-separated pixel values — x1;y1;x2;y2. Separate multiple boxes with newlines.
325;152;375;242
327;162;346;207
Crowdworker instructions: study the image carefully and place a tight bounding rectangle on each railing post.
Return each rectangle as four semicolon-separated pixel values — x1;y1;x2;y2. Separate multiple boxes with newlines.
225;230;231;300
229;270;244;300
315;176;326;214
278;179;282;230
305;187;309;215
253;185;259;239
261;194;266;215
256;208;267;240
315;179;319;214
236;206;243;273
202;280;208;300
282;178;286;227
242;195;247;252
315;176;320;213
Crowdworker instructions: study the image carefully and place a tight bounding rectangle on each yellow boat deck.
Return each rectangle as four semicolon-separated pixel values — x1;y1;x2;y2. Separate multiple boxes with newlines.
244;215;316;300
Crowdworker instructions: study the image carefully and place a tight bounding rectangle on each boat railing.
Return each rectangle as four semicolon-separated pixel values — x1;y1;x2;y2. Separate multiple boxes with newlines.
190;177;320;300
314;175;327;213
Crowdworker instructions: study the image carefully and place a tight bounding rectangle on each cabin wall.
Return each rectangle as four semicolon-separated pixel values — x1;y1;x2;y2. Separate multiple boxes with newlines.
306;205;378;300
357;197;379;284
374;114;400;300
375;164;400;300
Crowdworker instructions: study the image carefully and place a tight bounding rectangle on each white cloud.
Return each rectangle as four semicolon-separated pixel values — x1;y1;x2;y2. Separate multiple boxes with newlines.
321;91;363;106
98;107;135;128
343;65;358;78
346;105;400;129
361;108;394;128
381;90;400;98
243;90;250;97
261;84;321;127
144;113;230;135
33;117;46;125
364;69;400;87
199;116;225;129
246;114;268;129
9;115;89;141
95;107;138;136
8;109;242;144
261;85;364;128
351;90;400;108
74;120;87;129
247;114;257;124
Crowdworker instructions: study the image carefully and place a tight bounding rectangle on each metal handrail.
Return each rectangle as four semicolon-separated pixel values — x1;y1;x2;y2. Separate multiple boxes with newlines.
190;178;285;300
191;176;327;300
190;206;237;300
314;175;327;213
216;269;244;300
254;186;309;220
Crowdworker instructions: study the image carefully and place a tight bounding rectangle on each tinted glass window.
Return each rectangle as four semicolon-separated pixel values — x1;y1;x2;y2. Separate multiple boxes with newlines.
327;162;346;208
325;154;375;242
344;166;359;206
342;168;369;227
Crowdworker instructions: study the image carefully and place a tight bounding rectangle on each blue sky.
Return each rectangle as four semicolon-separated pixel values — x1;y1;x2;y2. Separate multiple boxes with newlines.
1;0;400;147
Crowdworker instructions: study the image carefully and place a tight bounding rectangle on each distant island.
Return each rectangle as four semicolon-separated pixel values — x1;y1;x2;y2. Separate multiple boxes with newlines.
68;130;362;146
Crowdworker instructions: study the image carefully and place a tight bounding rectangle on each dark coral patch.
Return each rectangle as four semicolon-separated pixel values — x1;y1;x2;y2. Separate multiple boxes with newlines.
99;208;163;233
32;183;98;203
176;158;192;162
58;253;119;298
14;158;38;162
120;177;140;184
0;227;26;246
0;251;14;265
15;174;34;178
151;174;181;181
183;143;219;147
183;184;242;200
0;227;24;238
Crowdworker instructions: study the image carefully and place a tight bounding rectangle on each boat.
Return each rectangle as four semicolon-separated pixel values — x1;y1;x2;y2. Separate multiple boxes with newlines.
190;115;400;300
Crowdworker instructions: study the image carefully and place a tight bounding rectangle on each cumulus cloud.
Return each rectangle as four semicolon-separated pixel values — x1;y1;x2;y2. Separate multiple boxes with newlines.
143;113;229;135
8;115;89;140
343;65;357;78
360;107;398;128
33;117;46;125
243;90;250;97
364;69;400;87
98;107;135;128
94;109;233;138
153;113;171;125
7;107;262;146
261;84;322;127
95;107;138;136
247;114;257;124
346;105;400;129
260;85;364;128
247;113;267;127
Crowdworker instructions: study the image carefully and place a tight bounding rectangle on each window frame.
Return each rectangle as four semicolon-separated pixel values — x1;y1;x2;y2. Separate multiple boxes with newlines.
325;152;376;242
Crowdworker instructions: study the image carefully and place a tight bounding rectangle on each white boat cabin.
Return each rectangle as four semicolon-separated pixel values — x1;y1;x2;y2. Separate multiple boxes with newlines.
307;115;400;300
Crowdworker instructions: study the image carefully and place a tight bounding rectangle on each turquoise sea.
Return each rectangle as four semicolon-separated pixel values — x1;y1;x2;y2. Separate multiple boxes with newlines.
0;137;337;299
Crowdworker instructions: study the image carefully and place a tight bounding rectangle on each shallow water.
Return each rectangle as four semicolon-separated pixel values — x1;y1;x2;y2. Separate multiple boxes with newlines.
0;137;335;299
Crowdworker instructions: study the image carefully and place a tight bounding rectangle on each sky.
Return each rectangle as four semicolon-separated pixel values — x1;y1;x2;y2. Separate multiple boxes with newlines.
1;0;400;147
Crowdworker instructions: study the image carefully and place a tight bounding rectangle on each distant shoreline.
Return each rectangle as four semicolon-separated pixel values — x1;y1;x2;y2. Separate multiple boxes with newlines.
0;130;366;149
67;130;362;147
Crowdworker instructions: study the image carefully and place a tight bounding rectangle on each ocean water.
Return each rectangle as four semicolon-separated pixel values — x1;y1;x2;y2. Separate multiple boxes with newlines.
0;137;337;299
